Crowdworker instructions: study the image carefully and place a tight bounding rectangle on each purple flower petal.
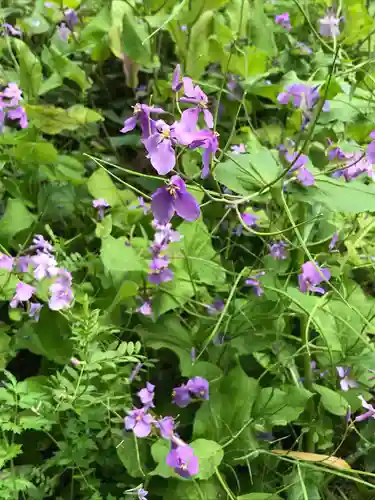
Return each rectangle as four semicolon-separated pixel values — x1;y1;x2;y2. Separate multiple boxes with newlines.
174;191;200;222
151;187;175;224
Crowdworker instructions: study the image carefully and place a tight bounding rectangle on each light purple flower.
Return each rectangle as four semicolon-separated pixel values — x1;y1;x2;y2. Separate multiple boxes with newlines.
29;302;42;321
172;64;182;92
58;23;71;41
151;175;200;225
64;8;79;27
245;272;265;296
31;234;54;254
31;253;58;280
181;24;187;32
138;382;155;409
333;152;374;182
231;144;246;154
205;299;224;315
185;128;219;178
148;256;174;284
92;198;110;220
329;232;339;251
2;24;21;36
137;301;152;316
166;444;199;478
143;119;178;175
180;77;213;129
7;106;28;128
156;416;175;439
71;357;81;366
187;376;209;400
132;196;150;214
0;254;14;271
172;384;192;408
367;140;375;164
124;408;154;438
129;363;144;383
16;256;30;272
278;84;329;112
298;261;331;295
137;488;148;500
10;282;35;308
269;241;288;260
328;145;348;161
121;103;165;139
355;395;375;422
3;83;22;107
275;12;292;31
48;283;73;310
319;14;341;37
337;366;358;391
241;212;259;227
285;152;315;186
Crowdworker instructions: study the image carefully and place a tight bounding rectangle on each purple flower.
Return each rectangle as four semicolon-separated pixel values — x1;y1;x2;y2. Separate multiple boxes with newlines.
0;254;14;271
31;234;54;254
241;212;259;227
298;261;331;295
121;103;165;139
125;408;154;438
138;382;155;409
64;8;79;27
151;175;200;225
245;272;265;296
7;106;28;128
205;299;224;315
137;488;148;500
31;253;58;280
148;256;174;284
329;232;339;251
10;282;35;308
181;24;187;32
231;144;246;154
319;15;341;37
16;256;30;273
29;302;42;321
337;367;358;391
172;384;192;408
156;416;175;439
367;140;375;164
172;64;182;92
166;444;199;478
328;145;348;161
333;152;374;182
48;283;73;310
58;23;71;41
92;198;110;220
180;77;213;129
143;119;178;175
132;196;150;214
278;84;329;112
269;241;287;260
129;363;143;383
3;83;22;106
71;357;81;366
296;42;312;55
1;24;21;36
355;395;375;422
137;301;152;316
185;129;219;178
187;376;209;400
275;12;292;30
284;152;315;186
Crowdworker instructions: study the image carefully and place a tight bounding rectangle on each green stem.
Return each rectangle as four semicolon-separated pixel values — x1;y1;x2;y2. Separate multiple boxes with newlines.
215;469;236;500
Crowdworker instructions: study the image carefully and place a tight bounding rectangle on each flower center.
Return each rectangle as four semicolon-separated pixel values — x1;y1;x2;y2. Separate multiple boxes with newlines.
167;184;180;199
133;103;142;115
135;415;142;422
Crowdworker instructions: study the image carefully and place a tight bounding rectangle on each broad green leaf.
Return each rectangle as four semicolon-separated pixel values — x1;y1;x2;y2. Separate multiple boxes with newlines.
25;104;102;134
22;14;50;35
342;0;375;46
100;236;145;282
313;384;349;416
151;439;174;478
237;495;282;500
55;155;85;183
152;267;195;316
249;0;277;55
191;439;224;480
13;39;42;101
0;328;10;370
0;442;22;468
0;269;18;301
116;433;149;478
163;478;224;500
185;11;213;79
41;46;91;91
87;168;122;207
0;198;36;240
319;94;375;123
13;141;58;163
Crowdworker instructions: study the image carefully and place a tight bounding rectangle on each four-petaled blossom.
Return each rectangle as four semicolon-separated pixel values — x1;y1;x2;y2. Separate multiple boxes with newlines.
137;488;148;500
355;395;375;422
275;13;292;31
31;253;58;281
10;282;35;308
58;23;71;41
64;8;79;27
0;254;14;271
137;301;152;316
269;241;288;260
337;367;358;392
3;83;22;106
298;261;331;295
148;256;174;284
180;77;213;129
156;416;175;439
278;84;329;112
31;234;54;254
121;103;165;139
151;175;200;225
241;213;259;228
48;282;73;310
172;64;182;92
172;384;192;408
319;14;341;37
92;198;110;220
206;299;224;315
166;444;199;478
245;272;265;296
138;382;155;409
143;119;178;174
186;128;219;178
125;408;154;437
187;376;209;400
333;152;374;182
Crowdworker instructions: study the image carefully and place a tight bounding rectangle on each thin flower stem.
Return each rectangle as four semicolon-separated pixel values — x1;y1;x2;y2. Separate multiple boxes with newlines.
215;469;236;500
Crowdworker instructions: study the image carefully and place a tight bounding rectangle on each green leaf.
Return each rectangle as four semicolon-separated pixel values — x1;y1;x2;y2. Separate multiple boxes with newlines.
185;11;213;79
26;104;103;134
101;236;145;283
163;478;224;500
0;442;22;468
237;495;282;500
116;433;149;478
41;46;91;91
191;439;224;480
13;141;58;163
87;168;122;206
249;0;277;55
313;384;349;416
13;39;42;101
214;147;281;194
0;198;36;240
151;439;174;478
152;267;195;315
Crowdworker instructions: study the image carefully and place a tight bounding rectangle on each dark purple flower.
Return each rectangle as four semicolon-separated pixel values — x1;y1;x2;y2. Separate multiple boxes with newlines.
355;395;375;422
185;129;219;178
151;175;200;225
120;103;165;139
129;363;144;383
231;144;246;154
245;272;265;296
2;24;21;36
138;382;155;409
284;152;315;186
143;119;178;175
329;232;339;251
10;282;35;308
166;444;199;478
125;408;154;438
31;234;54;254
172;64;183;92
172;384;192;408
58;23;71;41
148;256;174;284
241;212;259;227
275;12;292;30
64;8;79;27
337;367;358;391
187;376;209;400
278;84;329;112
48;282;73;310
156;416;175;439
180;77;213;129
191;347;196;361
0;254;14;271
269;241;288;260
205;299;224;315
319;14;341;37
137;301;152;316
333;152;374;182
298;261;330;295
328;145;348;161
92;198;110;220
29;302;42;321
7;106;27;128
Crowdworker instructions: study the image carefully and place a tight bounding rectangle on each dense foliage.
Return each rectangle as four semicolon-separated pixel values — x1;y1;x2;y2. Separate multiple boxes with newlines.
3;0;375;499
